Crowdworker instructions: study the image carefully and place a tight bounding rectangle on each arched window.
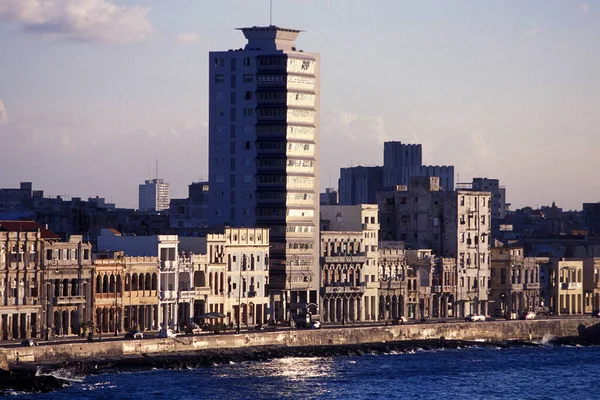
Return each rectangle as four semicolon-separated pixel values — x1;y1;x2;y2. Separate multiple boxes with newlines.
71;278;78;296
125;274;130;291
209;272;213;291
116;274;122;293
62;279;69;296
96;276;102;293
145;273;152;290
102;275;109;293
139;274;145;292
109;274;115;293
151;273;158;290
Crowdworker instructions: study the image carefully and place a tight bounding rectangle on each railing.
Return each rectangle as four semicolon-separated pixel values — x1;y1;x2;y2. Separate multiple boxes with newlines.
524;282;540;290
511;283;523;291
561;282;582;290
361;223;380;231
160;261;177;271
323;256;366;264
54;295;86;305
323;286;365;294
432;285;442;293
366;281;379;289
159;290;177;300
179;290;196;300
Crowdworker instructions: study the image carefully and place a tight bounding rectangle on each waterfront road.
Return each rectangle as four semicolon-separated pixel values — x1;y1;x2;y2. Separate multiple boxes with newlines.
0;314;592;348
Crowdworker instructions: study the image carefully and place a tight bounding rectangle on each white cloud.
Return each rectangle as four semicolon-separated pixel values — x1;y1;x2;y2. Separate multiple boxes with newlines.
524;27;541;37
0;0;152;43
0;100;7;125
176;32;199;44
580;3;590;14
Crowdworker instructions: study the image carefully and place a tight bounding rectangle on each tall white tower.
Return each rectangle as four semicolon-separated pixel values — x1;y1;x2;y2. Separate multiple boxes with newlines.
208;26;320;321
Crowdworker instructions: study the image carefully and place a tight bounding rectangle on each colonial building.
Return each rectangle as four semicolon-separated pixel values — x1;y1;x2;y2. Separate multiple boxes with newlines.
320;205;379;323
45;235;93;337
377;176;491;317
583;258;600;313
490;246;542;317
430;256;457;318
545;259;584;315
0;221;58;340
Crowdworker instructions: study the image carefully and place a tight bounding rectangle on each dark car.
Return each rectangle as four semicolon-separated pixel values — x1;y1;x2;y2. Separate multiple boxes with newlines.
20;339;37;347
592;310;600;318
125;329;144;339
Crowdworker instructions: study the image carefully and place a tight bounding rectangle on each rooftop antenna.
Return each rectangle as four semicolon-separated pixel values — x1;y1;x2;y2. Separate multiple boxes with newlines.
270;0;273;26
155;158;159;180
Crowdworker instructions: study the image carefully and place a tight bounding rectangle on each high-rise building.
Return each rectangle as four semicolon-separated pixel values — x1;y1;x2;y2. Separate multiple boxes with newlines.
207;26;320;321
139;179;170;212
338;166;383;205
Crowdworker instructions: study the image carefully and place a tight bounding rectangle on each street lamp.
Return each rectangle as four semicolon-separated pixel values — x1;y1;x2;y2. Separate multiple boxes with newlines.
237;254;245;334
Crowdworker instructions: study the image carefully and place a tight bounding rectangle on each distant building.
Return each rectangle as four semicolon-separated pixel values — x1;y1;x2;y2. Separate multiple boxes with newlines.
545;258;584;315
583;203;600;235
169;181;210;229
383;142;454;191
319;188;338;206
338;166;383;205
139;179;170;212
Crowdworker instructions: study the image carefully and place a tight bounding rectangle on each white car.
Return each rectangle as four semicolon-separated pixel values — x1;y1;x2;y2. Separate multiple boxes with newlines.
465;314;486;322
158;328;176;338
310;321;321;329
521;311;536;320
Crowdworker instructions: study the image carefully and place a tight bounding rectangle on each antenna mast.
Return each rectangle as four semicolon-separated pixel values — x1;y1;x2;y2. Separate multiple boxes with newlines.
155;158;158;180
270;0;273;26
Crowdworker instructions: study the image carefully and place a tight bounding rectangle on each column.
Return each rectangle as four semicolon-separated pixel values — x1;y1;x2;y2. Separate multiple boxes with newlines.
357;297;363;322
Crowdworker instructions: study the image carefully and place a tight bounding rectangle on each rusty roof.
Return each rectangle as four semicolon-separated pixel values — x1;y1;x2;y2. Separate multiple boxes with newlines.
0;220;60;239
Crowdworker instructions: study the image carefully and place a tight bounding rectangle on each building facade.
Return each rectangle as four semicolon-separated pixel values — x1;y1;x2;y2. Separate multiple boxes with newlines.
338;166;383;206
207;26;320;322
320;205;379;322
545;259;584;315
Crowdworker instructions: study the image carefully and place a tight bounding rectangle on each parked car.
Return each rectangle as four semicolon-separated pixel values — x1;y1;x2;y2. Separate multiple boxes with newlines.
125;329;144;339
20;339;37;347
465;314;486;322
392;316;408;325
184;323;202;335
591;310;600;318
310;321;321;329
158;328;176;338
520;311;536;320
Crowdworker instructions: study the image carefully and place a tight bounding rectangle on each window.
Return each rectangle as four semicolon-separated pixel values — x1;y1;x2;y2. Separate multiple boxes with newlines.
244;91;252;100
243;108;253;116
216;109;225;117
214;58;225;67
243;57;251;67
214;74;225;83
243;74;253;83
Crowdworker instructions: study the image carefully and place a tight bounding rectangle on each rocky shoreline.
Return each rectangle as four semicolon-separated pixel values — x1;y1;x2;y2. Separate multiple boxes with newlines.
3;335;598;394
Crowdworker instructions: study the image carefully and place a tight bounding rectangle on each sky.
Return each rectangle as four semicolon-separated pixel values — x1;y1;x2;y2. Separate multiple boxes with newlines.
0;0;598;211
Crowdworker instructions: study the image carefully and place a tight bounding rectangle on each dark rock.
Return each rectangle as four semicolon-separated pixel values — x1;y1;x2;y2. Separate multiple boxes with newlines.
0;368;69;394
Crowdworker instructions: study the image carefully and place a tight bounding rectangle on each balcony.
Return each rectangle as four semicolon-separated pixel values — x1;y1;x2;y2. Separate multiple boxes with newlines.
159;290;177;301
362;223;379;231
380;281;404;290
510;284;523;291
561;282;582;290
54;295;86;306
323;285;365;295
248;291;257;298
160;261;177;271
194;287;211;295
432;285;442;293
178;290;196;300
366;281;379;289
323;256;366;264
524;282;540;290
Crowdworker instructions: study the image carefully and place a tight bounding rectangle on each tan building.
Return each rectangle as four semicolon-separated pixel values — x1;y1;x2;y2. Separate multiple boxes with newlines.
320;205;380;323
546;259;584;315
93;253;160;335
430;256;457;318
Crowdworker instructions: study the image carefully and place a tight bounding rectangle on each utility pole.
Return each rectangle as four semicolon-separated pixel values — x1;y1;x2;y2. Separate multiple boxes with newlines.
237;254;244;334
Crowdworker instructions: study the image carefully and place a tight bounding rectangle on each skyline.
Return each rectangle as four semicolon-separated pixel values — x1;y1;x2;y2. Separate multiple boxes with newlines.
0;1;598;210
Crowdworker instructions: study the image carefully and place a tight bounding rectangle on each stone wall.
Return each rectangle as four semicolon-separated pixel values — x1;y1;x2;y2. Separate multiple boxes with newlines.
4;318;598;368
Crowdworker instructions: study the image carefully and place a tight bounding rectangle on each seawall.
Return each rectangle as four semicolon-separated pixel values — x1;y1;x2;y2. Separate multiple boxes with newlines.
3;318;599;369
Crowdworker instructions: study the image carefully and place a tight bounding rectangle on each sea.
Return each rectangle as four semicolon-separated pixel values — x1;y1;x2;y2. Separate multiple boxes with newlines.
17;343;600;400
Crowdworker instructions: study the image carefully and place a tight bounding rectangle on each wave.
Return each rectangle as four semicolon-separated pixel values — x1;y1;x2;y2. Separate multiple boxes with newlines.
36;366;84;383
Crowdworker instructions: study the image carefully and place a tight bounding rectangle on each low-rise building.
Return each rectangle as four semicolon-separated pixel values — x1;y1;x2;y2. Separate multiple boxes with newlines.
545;259;584;315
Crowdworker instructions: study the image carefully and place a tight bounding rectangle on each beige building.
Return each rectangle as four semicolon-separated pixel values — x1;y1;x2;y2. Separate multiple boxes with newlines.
320;205;379;323
430;256;457;318
546;259;584;315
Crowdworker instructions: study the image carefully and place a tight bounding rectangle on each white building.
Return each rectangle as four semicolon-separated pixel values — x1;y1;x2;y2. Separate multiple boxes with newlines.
139;178;170;212
207;26;321;322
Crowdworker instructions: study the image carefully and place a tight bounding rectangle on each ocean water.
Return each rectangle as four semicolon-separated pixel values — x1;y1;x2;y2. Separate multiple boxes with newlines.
19;345;600;400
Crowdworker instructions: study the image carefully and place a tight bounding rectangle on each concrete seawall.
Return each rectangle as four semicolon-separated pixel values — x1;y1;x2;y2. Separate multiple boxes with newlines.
3;318;598;369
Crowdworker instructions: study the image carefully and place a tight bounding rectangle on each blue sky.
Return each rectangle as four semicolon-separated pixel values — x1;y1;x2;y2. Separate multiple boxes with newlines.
0;0;598;210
